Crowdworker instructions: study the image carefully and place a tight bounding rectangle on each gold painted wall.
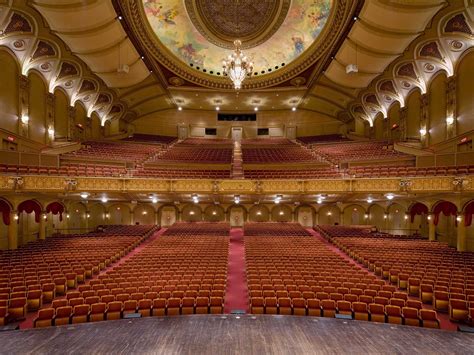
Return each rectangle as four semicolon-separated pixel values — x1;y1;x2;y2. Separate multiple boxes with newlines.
429;73;448;145
132;109;343;138
456;51;474;136
0;51;19;134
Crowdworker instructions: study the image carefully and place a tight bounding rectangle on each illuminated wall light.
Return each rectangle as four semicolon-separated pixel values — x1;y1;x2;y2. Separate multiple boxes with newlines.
14;215;19;220
386;194;394;200
404;215;409;220
234;195;240;204
80;192;89;199
212;211;217;215
456;215;462;222
367;197;373;204
151;197;158;204
254;107;259;112
190;211;195;215
317;198;323;204
21;115;29;124
419;128;427;136
105;213;110;219
117;207;121;211
446;116;454;125
279;211;284;215
427;215;431;221
384;214;388;219
75;209;79;213
66;214;70;219
48;127;54;136
142;211;148;215
215;106;220;111
86;214;90;219
364;214;369;219
43;214;47;220
291;107;296;112
178;106;183;111
327;211;332;216
256;211;262;216
101;196;108;203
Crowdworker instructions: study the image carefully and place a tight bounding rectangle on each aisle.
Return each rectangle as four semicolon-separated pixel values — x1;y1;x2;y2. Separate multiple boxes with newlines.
224;228;248;313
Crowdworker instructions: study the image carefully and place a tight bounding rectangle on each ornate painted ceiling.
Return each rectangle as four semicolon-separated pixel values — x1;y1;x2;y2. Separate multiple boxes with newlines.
142;0;331;75
2;0;470;128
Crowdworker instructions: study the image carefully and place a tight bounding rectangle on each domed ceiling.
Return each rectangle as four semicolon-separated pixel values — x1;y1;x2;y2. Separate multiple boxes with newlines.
142;0;332;77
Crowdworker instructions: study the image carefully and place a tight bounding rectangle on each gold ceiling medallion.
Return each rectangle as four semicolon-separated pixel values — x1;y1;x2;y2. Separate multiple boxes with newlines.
168;77;185;86
184;0;291;50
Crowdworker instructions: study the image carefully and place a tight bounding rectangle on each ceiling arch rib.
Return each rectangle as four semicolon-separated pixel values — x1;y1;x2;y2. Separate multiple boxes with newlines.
32;0;151;88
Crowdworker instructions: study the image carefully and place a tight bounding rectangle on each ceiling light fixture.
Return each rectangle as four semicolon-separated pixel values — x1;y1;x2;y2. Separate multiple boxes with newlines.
192;194;199;204
223;40;253;90
234;195;240;204
101;196;108;203
367;197;373;204
80;192;89;199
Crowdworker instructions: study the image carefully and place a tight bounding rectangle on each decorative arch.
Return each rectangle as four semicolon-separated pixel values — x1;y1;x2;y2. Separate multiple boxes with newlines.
46;201;65;221
462;200;474;227
432;201;458;226
0;198;13;225
18;199;42;223
408;202;429;223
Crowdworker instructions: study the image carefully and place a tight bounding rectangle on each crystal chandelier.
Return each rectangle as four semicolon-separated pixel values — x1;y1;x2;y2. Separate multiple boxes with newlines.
222;40;253;90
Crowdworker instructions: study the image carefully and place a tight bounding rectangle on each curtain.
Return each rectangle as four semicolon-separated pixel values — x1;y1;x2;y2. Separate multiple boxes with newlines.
17;200;42;223
464;201;474;227
46;202;64;222
433;201;457;226
409;202;428;223
0;200;11;226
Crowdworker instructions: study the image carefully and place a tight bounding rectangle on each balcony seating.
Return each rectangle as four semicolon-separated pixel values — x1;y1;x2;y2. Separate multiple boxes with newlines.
297;135;351;145
242;139;316;163
164;222;230;236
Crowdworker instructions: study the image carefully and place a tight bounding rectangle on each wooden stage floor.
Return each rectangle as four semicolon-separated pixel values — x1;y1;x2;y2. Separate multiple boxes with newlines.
0;315;473;354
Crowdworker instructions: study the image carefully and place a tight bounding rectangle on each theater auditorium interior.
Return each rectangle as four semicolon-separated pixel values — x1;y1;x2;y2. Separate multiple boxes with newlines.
0;0;473;353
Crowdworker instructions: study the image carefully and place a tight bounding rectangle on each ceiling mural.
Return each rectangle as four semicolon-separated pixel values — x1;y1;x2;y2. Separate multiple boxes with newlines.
142;0;332;76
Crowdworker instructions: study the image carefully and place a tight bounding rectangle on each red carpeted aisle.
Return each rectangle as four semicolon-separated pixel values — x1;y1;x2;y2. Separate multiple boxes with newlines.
306;228;457;331
224;228;248;313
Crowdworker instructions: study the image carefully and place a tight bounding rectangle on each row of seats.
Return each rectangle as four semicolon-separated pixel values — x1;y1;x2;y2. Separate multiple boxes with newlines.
297;134;351;145
320;226;474;323
245;234;441;328
164;222;231;236
30;235;229;327
244;223;312;236
347;164;474;177
243;168;340;179
250;297;439;327
311;141;409;163
0;226;158;325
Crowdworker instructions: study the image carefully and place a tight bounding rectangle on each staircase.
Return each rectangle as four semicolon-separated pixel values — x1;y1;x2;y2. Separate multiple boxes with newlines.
231;141;244;179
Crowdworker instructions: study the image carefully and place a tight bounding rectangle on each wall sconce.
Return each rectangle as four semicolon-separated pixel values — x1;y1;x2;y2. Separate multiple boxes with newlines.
14;215;19;221
327;211;332;216
384;214;388;219
419;128;427;136
190;211;195;215
446;116;454;125
105;213;110;219
364;214;369;219
256;211;262;216
456;215;462;222
279;211;284;215
21;115;29;124
48;127;55;136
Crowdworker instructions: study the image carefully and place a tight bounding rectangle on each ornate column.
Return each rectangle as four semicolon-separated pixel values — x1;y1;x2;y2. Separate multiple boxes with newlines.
446;76;457;139
456;215;466;252
39;212;47;240
18;75;30;138
428;214;435;241
399;107;408;141
8;211;18;250
420;94;430;147
45;93;55;144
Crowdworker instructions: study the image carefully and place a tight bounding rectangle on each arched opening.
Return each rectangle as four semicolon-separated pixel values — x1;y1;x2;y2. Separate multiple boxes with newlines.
318;205;340;225
408;202;429;237
203;205;225;222
159;205;177;227
45;201;66;236
109;204;131;225
343;204;365;226
54;88;69;139
296;205;314;227
181;204;202;222
271;204;292;222
89;203;107;230
428;72;448;145
68;202;87;232
248;205;270;223
28;72;47;144
387;203;405;235
433;201;458;246
388;101;401;141
373;113;385;140
133;204;155;225
368;204;385;230
462;200;474;251
227;204;247;227
17;199;42;245
0;50;19;133
0;198;13;250
405;89;421;140
456;50;474;135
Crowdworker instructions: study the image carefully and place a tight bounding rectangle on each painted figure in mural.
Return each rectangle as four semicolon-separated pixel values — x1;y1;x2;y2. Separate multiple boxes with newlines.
143;0;177;26
292;36;305;56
